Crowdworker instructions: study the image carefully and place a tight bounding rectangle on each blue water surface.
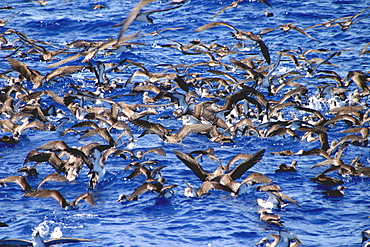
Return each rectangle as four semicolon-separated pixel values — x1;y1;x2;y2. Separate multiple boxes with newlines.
0;0;370;246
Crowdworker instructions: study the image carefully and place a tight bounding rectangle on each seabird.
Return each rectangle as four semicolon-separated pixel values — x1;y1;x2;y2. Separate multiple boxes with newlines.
123;147;166;160
23;152;66;175
0;175;33;191
257;191;299;213
362;230;370;247
275;161;297;172
258;208;284;227
112;5;182;26
194;22;270;64
257;230;301;247
24;190;95;209
17;166;39;176
116;0;159;44
217;172;272;195
183;180;233;198
174;149;225;181
308;174;344;186
175;149;265;183
260;23;321;43
190;147;221;164
211;0;271;20
0;11;20;27
126;164;166;180
132;119;214;143
0;230;99;246
322;185;348;197
117;179;177;202
37;173;69;190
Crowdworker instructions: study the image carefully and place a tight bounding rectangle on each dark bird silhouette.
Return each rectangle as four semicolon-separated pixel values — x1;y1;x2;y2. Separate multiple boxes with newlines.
322;185;348;197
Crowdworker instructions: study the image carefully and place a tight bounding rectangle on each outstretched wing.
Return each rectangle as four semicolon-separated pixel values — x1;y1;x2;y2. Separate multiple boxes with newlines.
228;149;265;180
173;150;209;181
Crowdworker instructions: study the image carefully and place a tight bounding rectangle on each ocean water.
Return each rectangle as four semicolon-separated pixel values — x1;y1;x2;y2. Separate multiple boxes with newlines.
0;0;370;246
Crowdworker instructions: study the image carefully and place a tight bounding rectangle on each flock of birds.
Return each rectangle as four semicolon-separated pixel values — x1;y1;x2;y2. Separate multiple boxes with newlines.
0;0;370;246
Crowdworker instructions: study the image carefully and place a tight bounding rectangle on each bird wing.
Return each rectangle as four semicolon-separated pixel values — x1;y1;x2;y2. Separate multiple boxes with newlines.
72;121;100;129
45;237;99;246
175;124;213;142
194;21;239;32
143;147;166;157
229;149;265;180
273;192;299;206
37;140;69;151
23;151;64;172
198;181;233;196
37;173;68;190
126;183;152;201
158;184;178;197
44;65;85;82
0;175;33;191
0;239;33;246
24;189;68;208
173;150;209;181
242;172;273;185
72;192;95;207
183;181;198;197
226;153;252;171
116;0;158;42
7;57;37;82
127;166;151;179
254;37;271;64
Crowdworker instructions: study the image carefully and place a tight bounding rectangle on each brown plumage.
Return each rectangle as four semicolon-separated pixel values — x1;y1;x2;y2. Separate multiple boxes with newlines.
23;152;65;172
216;172;272;195
275;161;297;172
78;128;115;147
118;180;177;201
309;174;344;186
37;173;69;190
195;22;270;64
259;208;284;227
7;58;44;88
132;119;214;143
190;148;222;165
44;65;85;82
183;180;234;198
174;149;265;183
211;0;271;19
322;185;348;197
260;23;321;42
0;175;34;191
17;166;39;176
174;150;225;181
24;189;95;208
116;0;159;43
